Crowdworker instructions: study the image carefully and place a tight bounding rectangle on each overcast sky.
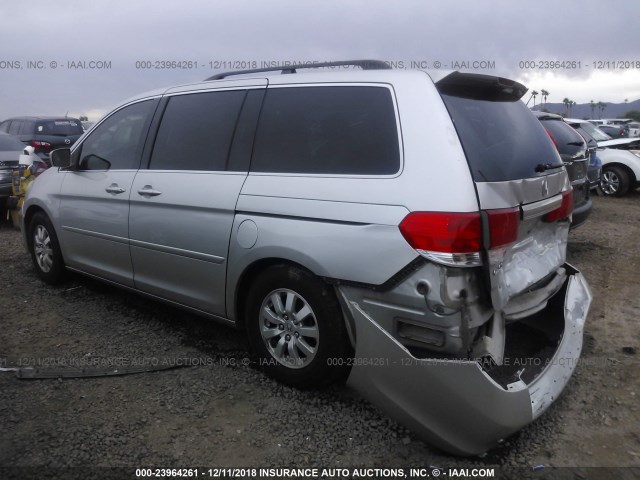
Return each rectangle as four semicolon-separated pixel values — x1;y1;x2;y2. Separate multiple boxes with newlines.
1;0;638;120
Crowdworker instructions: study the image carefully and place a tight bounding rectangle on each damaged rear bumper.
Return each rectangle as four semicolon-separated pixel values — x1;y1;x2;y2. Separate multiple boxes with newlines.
341;264;592;456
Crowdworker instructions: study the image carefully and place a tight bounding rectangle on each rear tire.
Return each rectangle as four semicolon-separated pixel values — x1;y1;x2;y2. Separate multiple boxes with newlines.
27;212;67;284
600;166;630;196
245;265;352;389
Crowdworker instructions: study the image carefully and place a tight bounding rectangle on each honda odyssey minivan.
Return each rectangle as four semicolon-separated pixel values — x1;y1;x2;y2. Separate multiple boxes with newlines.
22;61;592;455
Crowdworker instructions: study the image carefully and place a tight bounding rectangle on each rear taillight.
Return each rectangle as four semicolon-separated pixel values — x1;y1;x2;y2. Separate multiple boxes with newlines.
399;212;482;254
399;209;520;267
545;128;559;149
486;208;520;248
31;140;52;150
544;190;573;222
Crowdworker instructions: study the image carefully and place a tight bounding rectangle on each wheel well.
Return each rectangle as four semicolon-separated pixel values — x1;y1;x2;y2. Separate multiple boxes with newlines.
603;163;637;185
234;258;315;330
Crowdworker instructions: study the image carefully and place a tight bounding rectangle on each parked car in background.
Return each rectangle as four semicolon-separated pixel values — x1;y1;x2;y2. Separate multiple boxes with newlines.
625;122;640;137
565;118;640;196
0;132;44;217
22;63;592;455
599;124;628;139
0;116;84;163
0;133;25;201
591;118;633;126
533;112;591;227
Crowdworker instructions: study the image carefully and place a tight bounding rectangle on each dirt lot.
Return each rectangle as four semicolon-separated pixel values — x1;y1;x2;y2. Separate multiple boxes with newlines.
1;193;639;479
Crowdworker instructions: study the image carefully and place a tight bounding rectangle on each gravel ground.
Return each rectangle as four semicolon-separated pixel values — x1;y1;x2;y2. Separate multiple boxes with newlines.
1;193;639;478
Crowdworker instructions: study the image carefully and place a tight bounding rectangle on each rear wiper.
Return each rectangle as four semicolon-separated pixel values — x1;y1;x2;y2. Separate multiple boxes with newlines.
566;142;585;146
535;163;562;172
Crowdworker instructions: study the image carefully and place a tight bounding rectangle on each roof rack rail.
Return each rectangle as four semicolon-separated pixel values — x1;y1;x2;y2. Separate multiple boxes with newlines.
205;59;391;81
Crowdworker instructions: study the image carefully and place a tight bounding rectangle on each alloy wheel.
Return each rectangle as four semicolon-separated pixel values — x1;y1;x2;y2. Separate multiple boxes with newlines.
33;225;54;273
259;289;319;369
601;170;620;195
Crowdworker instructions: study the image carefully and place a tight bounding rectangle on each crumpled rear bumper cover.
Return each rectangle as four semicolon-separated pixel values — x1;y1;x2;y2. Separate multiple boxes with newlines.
342;263;592;456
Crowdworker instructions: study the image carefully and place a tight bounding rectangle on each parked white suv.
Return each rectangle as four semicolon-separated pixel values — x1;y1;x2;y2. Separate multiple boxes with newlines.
565;118;640;195
23;61;592;455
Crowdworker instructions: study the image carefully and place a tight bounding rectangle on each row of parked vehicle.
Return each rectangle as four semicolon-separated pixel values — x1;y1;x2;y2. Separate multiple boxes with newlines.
590;118;640;139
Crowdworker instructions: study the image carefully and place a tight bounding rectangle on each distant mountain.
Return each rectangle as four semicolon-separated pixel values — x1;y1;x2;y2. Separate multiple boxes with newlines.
530;99;640;119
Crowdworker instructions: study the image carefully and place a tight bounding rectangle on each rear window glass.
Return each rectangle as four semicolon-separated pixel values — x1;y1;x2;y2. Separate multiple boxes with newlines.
441;95;562;182
539;119;585;158
251;86;400;175
35;119;83;136
575;122;612;142
0;134;25;151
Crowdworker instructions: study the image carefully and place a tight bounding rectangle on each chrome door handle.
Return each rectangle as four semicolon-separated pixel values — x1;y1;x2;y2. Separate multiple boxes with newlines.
105;184;126;194
137;185;162;197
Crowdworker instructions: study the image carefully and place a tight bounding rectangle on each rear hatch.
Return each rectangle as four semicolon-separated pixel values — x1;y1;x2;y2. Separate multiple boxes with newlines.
32;118;84;157
536;115;589;206
437;73;572;322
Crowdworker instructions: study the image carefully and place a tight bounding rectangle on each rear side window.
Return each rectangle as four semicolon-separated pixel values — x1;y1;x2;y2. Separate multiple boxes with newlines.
539;119;586;158
35;119;83;136
150;90;246;171
251;86;400;175
8;121;21;135
441;95;561;182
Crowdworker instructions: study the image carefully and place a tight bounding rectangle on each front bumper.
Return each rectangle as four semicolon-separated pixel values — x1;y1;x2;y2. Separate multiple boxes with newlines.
342;264;591;456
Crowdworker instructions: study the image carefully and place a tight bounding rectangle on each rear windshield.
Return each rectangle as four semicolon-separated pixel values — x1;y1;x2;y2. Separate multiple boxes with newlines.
539;118;586;158
441;95;562;182
0;134;26;151
35;119;83;136
576;122;612;141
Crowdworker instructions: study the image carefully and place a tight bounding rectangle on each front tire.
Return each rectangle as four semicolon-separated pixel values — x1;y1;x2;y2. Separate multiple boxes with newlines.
245;265;352;389
600;166;630;196
28;212;67;284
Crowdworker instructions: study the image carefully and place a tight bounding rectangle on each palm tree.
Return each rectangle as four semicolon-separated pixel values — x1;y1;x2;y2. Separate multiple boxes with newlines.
541;89;549;105
563;97;570;116
531;90;539;108
597;101;606;119
590;100;595;118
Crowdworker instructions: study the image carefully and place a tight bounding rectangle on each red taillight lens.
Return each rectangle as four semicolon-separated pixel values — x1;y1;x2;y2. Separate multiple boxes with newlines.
486;208;520;248
545;128;559;149
31;140;52;150
545;190;573;222
399;212;482;254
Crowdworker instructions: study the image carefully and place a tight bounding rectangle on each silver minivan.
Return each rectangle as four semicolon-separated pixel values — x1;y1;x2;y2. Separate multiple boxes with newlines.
23;61;592;455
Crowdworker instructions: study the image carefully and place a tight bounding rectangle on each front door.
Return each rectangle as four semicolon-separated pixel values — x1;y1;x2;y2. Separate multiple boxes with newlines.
58;99;157;286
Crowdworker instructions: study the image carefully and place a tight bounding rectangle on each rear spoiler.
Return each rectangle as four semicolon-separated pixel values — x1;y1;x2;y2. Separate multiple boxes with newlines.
436;72;528;102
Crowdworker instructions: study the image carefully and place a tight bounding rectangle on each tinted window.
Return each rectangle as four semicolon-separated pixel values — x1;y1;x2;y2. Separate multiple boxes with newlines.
78;100;155;170
252;86;400;175
441;95;562;182
0;133;26;151
0;121;10;133
20;121;35;135
538;118;586;159
150;90;246;171
571;121;611;142
8;121;21;135
35;119;83;136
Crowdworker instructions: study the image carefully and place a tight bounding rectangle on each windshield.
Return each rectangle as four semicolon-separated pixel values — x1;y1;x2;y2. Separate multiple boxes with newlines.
441;95;562;182
0;134;26;151
578;122;612;142
35;119;83;136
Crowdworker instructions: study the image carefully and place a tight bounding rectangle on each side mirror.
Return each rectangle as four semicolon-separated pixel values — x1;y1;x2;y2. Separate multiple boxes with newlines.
50;148;72;168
